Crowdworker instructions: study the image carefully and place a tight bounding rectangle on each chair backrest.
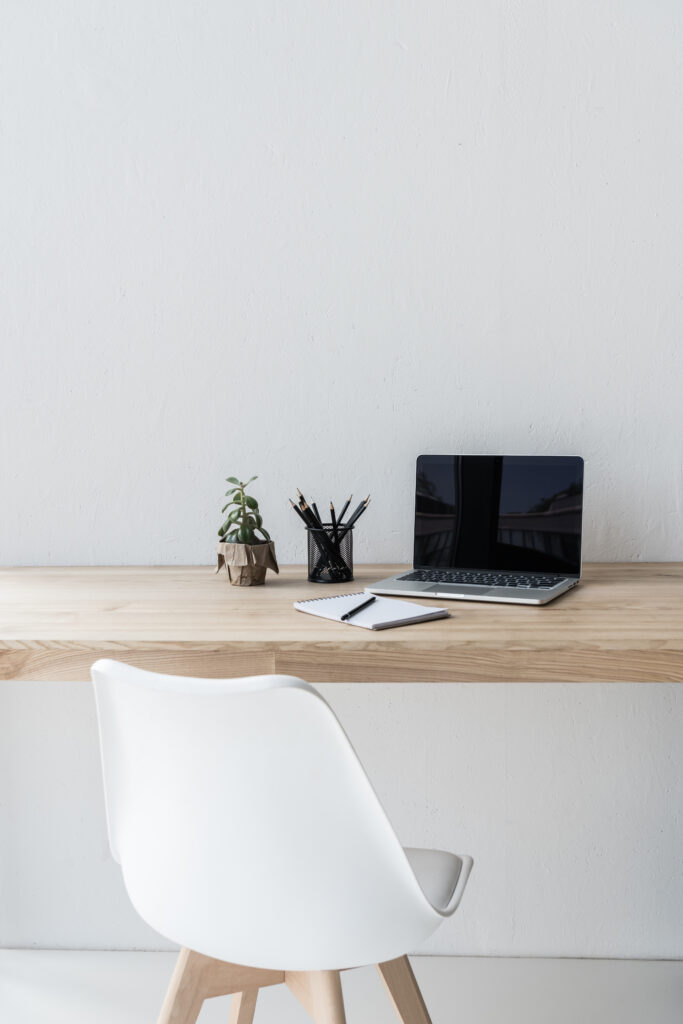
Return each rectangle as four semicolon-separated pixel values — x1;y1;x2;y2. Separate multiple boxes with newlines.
91;659;441;970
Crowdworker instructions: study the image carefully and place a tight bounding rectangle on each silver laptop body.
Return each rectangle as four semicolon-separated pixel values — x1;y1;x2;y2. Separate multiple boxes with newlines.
368;455;584;607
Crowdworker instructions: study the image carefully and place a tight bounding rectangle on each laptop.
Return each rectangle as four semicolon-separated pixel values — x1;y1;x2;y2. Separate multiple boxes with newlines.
368;454;584;606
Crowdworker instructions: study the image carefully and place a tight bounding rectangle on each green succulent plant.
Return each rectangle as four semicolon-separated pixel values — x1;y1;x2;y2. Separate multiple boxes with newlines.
218;476;271;545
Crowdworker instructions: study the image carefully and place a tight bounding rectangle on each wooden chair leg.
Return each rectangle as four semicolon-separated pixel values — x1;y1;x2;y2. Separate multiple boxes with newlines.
228;988;259;1024
285;969;347;1024
157;948;207;1024
158;948;281;1024
377;956;433;1024
310;971;346;1024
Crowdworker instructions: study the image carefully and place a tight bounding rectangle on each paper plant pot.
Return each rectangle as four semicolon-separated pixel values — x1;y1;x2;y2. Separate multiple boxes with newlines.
215;540;279;587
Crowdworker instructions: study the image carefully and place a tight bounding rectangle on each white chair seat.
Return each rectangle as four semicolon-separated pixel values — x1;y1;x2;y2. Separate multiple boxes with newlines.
404;847;464;912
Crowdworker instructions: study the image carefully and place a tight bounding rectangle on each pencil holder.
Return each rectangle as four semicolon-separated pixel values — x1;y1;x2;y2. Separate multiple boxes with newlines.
307;525;354;583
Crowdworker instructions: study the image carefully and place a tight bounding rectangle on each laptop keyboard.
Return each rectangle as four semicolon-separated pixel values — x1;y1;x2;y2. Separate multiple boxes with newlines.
399;569;568;590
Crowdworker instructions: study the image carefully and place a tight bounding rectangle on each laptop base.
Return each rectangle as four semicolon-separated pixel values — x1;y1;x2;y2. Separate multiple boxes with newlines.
366;575;579;606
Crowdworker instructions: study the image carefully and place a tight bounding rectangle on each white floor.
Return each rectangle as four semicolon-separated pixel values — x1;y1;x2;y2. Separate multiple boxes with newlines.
1;951;682;1024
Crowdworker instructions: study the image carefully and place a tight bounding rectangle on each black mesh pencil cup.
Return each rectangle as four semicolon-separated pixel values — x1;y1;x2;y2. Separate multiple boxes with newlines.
307;525;354;583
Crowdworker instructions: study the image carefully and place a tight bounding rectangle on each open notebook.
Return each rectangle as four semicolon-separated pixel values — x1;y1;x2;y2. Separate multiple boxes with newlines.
294;592;450;630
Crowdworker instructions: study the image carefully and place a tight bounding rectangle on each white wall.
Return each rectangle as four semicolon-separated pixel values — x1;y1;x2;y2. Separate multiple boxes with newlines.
1;2;683;566
1;682;682;958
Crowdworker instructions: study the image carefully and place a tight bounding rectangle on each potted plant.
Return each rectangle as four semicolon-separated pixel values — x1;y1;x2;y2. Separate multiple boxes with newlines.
215;476;279;586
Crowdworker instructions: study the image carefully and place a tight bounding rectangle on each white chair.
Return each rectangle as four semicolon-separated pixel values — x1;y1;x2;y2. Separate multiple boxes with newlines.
91;659;472;1024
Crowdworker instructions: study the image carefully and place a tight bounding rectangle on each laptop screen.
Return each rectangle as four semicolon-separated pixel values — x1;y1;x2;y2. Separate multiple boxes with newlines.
414;455;584;576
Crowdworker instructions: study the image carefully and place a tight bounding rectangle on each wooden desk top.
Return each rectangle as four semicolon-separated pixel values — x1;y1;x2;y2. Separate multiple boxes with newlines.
1;564;681;682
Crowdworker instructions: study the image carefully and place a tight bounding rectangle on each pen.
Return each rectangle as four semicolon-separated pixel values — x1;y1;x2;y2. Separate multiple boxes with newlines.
340;594;376;622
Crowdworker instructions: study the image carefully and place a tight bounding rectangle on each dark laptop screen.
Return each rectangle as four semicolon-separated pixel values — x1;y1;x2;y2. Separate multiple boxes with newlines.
414;455;584;575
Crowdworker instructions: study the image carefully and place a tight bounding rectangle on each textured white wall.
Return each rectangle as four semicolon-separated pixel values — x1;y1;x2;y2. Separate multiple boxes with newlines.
1;682;682;958
1;2;683;566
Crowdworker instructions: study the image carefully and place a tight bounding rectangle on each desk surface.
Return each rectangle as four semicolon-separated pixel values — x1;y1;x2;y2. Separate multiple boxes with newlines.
1;563;681;682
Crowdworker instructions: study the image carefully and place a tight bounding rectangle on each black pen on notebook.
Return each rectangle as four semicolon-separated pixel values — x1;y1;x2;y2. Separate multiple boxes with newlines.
340;594;376;621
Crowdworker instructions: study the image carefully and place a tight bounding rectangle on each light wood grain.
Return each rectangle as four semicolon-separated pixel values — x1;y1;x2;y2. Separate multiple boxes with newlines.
196;959;283;999
1;564;681;682
228;989;258;1024
286;970;346;1023
284;969;317;1018
156;948;205;1024
157;948;282;1024
377;956;433;1024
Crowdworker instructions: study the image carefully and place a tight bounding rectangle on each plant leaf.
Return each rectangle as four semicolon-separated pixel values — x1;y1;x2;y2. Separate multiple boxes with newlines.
226;476;240;485
227;530;240;542
244;495;258;509
256;527;271;541
244;476;257;486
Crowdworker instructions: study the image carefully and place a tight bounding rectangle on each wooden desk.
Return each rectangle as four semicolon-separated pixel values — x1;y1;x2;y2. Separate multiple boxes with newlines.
0;564;681;683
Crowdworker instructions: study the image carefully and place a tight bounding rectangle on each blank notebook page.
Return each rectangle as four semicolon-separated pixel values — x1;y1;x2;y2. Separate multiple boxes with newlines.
293;592;450;630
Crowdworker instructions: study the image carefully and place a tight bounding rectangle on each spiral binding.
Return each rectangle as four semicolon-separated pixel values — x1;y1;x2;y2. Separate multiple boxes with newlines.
297;592;364;605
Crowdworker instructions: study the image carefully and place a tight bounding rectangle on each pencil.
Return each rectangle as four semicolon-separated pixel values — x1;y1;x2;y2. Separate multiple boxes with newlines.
296;488;309;509
330;501;338;544
336;495;370;543
345;495;370;528
338;494;352;525
299;501;319;528
301;500;348;575
301;500;323;530
289;498;308;525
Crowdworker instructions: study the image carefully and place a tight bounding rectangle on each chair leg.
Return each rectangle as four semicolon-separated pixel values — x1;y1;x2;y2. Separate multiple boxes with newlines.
310;971;346;1024
285;969;347;1024
156;948;206;1024
376;956;433;1024
158;948;280;1024
228;988;259;1024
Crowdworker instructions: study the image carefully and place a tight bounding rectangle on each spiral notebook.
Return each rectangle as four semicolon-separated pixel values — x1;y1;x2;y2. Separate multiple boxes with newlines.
293;592;450;630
